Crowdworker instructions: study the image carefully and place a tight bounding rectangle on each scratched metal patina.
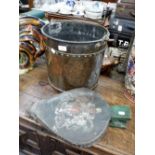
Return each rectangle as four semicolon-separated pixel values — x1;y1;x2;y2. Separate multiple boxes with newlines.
41;20;109;91
30;88;111;147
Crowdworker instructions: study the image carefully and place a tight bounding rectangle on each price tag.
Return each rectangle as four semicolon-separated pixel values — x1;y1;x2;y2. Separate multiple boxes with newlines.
118;111;125;116
58;45;67;51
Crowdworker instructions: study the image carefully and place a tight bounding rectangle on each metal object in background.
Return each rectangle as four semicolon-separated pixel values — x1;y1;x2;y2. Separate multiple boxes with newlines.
115;1;135;21
41;20;109;91
108;15;135;49
107;12;135;74
30;88;111;147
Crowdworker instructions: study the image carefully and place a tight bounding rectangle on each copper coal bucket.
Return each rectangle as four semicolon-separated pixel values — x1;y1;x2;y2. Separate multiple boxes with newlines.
41;20;109;91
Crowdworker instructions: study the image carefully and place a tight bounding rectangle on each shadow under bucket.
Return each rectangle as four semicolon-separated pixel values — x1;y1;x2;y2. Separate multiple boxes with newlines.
41;20;109;91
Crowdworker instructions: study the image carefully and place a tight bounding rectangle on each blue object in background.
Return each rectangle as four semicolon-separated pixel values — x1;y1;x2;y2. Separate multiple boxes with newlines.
66;0;75;8
23;10;45;19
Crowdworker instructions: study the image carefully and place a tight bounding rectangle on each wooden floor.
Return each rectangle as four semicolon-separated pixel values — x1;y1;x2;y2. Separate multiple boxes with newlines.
19;58;135;155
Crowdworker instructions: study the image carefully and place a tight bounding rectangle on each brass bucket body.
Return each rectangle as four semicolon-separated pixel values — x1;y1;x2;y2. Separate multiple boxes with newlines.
41;20;109;91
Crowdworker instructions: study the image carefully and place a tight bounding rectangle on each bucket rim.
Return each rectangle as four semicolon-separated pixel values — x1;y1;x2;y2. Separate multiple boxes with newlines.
41;19;110;44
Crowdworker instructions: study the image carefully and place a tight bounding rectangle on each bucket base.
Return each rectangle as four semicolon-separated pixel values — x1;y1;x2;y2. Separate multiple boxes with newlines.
48;77;98;92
